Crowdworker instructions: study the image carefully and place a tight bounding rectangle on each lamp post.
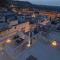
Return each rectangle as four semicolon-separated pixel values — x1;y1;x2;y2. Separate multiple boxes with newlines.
50;40;57;48
27;31;31;48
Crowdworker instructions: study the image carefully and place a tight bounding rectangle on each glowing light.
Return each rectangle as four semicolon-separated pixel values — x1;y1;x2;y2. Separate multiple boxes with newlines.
6;39;12;44
32;13;35;18
51;40;57;48
27;40;31;48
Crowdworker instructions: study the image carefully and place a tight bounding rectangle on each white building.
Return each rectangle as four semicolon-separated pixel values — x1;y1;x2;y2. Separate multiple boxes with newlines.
6;15;18;27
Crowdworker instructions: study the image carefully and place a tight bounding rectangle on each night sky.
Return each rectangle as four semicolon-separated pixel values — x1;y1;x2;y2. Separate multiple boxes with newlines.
15;0;60;6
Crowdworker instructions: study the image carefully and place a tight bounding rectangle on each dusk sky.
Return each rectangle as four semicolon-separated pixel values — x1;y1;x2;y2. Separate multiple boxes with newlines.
15;0;60;6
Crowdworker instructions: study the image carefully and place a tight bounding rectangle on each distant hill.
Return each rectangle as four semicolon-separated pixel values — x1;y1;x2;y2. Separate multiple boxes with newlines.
11;1;60;12
10;1;32;8
32;4;60;12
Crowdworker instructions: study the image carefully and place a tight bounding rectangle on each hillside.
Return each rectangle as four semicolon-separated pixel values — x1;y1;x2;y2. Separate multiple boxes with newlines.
10;1;60;12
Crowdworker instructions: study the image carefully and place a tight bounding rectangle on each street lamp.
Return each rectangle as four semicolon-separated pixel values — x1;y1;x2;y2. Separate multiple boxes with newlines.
5;39;12;44
50;40;57;48
27;31;31;48
27;31;32;48
27;40;31;48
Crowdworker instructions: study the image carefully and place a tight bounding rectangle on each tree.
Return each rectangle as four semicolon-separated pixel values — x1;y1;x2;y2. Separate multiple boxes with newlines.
0;0;12;8
26;55;37;60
